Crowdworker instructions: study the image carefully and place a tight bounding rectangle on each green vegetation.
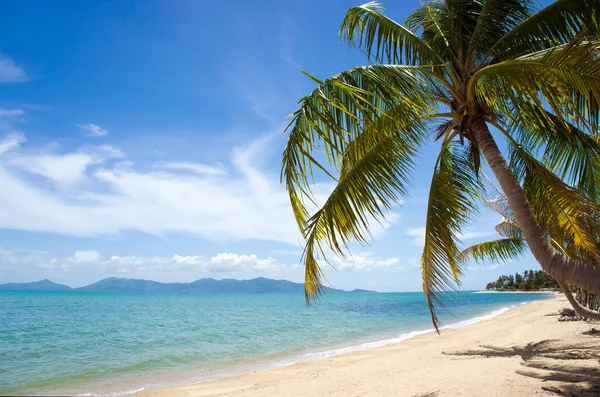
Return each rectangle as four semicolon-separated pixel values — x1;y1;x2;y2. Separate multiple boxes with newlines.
281;0;600;329
485;270;558;291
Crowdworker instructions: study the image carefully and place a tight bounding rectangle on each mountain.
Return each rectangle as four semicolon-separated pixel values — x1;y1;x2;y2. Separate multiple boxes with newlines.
0;279;72;291
0;277;373;294
76;277;349;294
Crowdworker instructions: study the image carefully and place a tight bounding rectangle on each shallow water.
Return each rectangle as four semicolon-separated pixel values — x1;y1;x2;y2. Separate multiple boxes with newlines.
0;290;553;396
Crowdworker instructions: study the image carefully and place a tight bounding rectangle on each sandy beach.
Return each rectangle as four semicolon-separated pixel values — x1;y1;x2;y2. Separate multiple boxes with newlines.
138;296;600;397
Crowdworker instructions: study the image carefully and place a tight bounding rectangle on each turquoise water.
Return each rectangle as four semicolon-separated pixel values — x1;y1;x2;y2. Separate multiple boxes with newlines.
0;291;552;396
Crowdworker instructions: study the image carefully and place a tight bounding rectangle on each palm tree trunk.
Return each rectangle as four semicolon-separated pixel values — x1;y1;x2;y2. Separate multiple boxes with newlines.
471;117;600;295
558;281;600;320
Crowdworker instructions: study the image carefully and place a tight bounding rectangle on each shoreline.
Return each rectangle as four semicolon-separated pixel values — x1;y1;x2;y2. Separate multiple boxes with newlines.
137;294;598;397
109;300;537;397
474;290;559;294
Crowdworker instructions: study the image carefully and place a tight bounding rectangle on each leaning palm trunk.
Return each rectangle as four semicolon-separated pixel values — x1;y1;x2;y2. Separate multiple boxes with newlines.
461;169;600;315
473;119;600;294
558;281;600;320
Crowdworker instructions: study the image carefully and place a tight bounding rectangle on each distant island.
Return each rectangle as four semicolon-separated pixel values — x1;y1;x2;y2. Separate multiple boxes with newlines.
0;277;375;294
485;270;559;291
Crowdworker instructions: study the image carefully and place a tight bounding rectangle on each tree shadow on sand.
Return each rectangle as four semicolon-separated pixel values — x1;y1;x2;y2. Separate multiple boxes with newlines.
443;338;600;396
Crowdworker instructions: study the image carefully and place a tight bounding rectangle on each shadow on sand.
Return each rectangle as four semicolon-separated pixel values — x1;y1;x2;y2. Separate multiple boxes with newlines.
443;337;600;396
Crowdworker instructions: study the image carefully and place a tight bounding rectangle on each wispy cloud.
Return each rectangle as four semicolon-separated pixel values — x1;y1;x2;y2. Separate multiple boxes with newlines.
0;133;27;155
404;226;495;247
279;15;302;70
0;55;28;83
0;129;398;245
405;227;426;246
4;144;123;187
155;161;227;176
0;134;313;244
0;108;25;118
77;123;109;137
458;229;496;240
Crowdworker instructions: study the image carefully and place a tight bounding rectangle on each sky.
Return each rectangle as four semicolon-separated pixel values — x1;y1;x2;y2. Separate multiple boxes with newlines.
0;0;548;291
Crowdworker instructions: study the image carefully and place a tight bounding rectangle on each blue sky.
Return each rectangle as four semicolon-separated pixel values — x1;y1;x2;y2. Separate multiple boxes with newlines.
0;0;546;291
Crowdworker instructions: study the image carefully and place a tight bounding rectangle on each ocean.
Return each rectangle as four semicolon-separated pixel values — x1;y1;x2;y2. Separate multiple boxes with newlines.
0;290;553;396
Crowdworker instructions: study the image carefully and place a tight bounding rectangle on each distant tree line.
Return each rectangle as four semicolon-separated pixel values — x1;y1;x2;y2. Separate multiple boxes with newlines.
485;270;559;291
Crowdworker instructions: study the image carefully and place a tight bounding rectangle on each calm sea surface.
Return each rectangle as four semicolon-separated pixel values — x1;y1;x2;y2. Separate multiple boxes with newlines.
0;290;553;396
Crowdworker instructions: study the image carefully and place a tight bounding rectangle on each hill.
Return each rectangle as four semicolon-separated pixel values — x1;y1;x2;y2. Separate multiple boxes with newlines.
0;279;72;291
1;277;373;294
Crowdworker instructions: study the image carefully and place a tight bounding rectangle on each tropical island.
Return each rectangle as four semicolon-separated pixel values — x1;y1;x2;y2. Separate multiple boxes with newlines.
485;270;559;291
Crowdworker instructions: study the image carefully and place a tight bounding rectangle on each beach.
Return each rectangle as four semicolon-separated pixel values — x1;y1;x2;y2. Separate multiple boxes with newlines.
139;296;600;397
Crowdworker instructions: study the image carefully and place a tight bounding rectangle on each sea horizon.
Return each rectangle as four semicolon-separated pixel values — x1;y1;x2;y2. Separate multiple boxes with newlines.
1;290;555;396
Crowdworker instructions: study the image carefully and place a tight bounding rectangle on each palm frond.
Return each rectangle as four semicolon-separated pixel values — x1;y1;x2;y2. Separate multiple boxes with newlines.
471;36;600;125
421;142;482;331
301;119;428;300
467;0;532;62
494;218;523;239
282;65;440;230
340;2;446;66
484;196;513;220
460;238;527;265
405;2;453;59
508;141;600;255
487;0;600;61
512;110;600;201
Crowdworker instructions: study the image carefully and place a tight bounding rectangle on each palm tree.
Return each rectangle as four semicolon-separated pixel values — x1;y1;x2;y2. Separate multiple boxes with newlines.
461;181;600;319
281;0;600;328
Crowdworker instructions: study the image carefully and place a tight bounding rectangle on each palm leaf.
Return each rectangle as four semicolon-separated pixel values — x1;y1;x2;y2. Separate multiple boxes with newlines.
340;2;445;66
282;64;440;230
508;142;600;255
460;238;527;265
301;120;427;300
422;142;482;331
487;0;600;61
405;2;454;59
471;37;600;124
511;110;600;202
494;218;523;239
466;0;532;63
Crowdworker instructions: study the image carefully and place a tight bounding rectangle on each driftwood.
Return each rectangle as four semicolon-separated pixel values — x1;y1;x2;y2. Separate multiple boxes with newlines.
558;308;576;317
583;328;600;336
558;308;583;322
541;385;562;394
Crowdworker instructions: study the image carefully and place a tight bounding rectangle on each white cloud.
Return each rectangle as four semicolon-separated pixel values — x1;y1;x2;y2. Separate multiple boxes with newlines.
0;108;25;118
155;161;227;176
0;55;28;83
209;253;278;271
405;227;426;246
404;227;495;247
13;153;100;186
458;229;496;240
70;250;102;263
0;248;281;274
327;253;413;272
0;247;413;281
3;141;124;187
77;123;109;137
0;133;26;155
0;133;397;246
